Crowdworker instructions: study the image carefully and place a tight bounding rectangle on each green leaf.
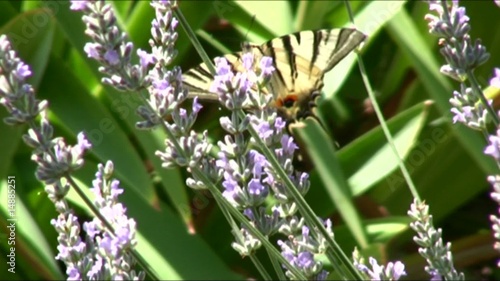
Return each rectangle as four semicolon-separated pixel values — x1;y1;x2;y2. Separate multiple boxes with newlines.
301;102;428;247
322;1;407;99
52;2;192;225
234;1;293;39
39;56;155;202
0;179;63;280
0;8;55;88
386;8;496;175
294;120;369;248
332;216;410;252
294;1;342;30
340;101;430;196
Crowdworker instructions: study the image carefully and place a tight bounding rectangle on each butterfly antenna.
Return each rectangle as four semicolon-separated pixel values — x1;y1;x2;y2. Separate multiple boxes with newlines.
241;15;256;53
243;14;256;42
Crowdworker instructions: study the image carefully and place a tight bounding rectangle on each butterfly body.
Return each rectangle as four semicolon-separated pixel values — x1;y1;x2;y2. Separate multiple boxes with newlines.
183;28;366;124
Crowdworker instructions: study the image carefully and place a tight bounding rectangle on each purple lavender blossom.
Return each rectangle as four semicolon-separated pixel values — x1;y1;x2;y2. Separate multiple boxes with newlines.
490;68;500;88
73;0;150;91
449;84;489;130
243;208;281;236
216;149;270;208
426;0;495;132
0;35;47;126
427;1;500;274
210;57;251;110
69;0;89;11
485;130;500;161
32;132;92;186
488;175;500;267
209;48;336;279
1;31;142;278
51;213;89;279
354;256;406;281
296;251;315;270
278;238;323;279
143;0;220;191
0;33;137;280
80;162;143;280
137;49;155;69
426;0;489;81
210;50;329;279
258;56;275;84
49;161;144;280
13;61;32;79
408;199;463;280
231;227;262;257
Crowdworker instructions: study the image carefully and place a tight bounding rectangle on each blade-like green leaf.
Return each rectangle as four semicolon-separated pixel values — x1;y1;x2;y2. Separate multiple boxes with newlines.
295;120;369;248
39;57;155;202
340;101;430;196
0;8;55;88
0;179;63;280
386;8;496;175
52;1;192;225
65;175;242;280
235;0;293;38
322;1;407;99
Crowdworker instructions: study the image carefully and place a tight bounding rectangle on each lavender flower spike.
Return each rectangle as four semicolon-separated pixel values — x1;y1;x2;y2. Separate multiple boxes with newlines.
0;35;47;126
425;0;489;81
408;199;464;280
488;175;500;266
487;67;500;265
491;68;500;88
426;0;496;130
210;50;332;280
50;161;144;280
71;0;151;91
353;255;406;281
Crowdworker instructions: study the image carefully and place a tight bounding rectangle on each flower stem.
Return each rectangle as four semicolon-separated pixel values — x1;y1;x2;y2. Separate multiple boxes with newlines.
467;69;500;126
241;110;364;280
173;7;216;75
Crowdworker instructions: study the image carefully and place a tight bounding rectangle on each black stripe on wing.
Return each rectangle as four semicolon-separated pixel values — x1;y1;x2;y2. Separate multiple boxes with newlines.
282;34;298;85
327;29;366;72
310;31;321;73
186;66;212;83
183;63;217;99
262;41;288;92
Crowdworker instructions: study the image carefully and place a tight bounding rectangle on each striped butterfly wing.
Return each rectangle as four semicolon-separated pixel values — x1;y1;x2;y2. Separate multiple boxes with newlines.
249;29;366;121
182;52;250;102
182;28;366;121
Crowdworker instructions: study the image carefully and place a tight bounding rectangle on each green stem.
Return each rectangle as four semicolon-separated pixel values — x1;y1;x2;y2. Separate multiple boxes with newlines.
192;169;307;280
173;8;216;75
137;94;306;279
241;110;363;280
267;249;287;280
65;177;158;280
250;254;273;281
172;5;309;279
467;70;500;127
357;58;420;202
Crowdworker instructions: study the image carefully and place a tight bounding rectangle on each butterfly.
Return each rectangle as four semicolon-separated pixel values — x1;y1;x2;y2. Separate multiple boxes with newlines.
182;28;366;125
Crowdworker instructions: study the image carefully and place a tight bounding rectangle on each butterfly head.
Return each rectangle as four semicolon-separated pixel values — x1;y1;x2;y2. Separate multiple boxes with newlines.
274;90;323;172
274;90;322;124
